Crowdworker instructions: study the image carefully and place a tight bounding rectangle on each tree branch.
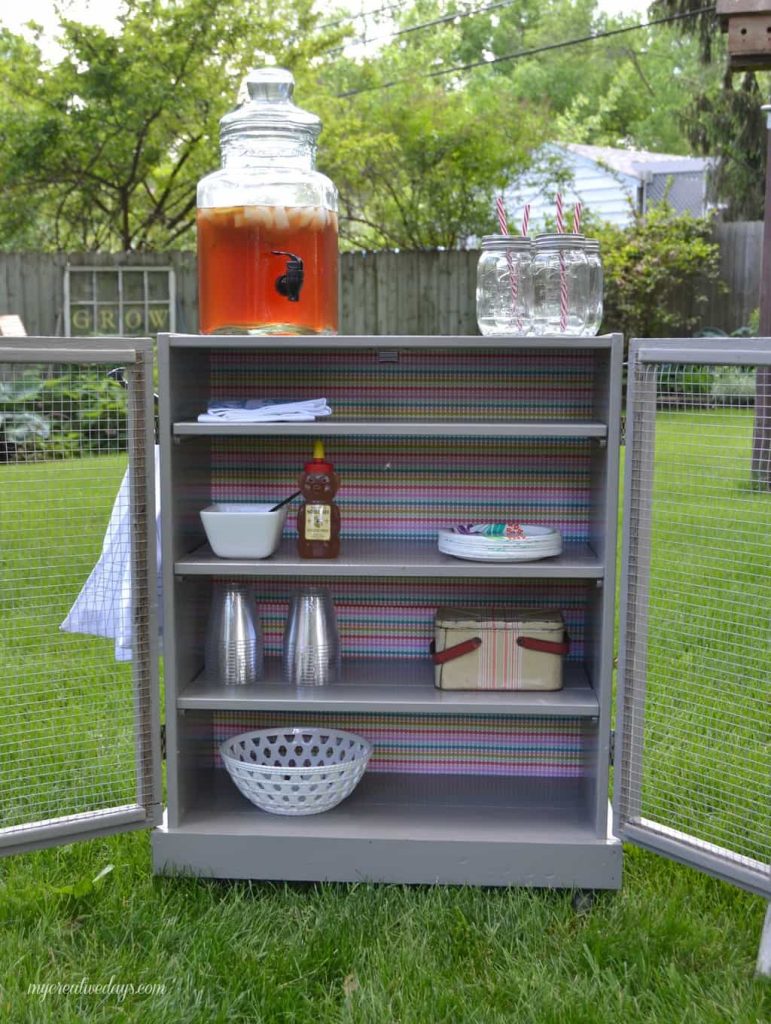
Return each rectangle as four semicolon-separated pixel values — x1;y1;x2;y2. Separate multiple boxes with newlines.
135;134;203;236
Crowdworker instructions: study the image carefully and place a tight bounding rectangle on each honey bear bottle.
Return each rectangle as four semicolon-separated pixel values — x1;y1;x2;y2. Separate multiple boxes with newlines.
297;440;340;558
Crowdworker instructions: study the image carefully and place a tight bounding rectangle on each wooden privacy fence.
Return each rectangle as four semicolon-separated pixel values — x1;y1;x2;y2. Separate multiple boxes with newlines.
0;222;762;337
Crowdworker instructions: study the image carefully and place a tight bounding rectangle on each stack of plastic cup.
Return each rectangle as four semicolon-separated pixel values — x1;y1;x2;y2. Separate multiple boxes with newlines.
204;582;264;685
282;588;341;686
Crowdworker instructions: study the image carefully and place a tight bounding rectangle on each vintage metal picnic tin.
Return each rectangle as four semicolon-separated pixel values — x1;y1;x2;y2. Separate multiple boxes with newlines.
433;607;567;691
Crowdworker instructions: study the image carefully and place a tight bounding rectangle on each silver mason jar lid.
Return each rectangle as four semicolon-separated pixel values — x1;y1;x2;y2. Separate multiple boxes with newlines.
220;68;322;142
481;234;533;251
534;233;587;249
584;239;600;252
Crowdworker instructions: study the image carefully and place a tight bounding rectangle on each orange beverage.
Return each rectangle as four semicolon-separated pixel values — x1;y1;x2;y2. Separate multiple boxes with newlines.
197;203;339;335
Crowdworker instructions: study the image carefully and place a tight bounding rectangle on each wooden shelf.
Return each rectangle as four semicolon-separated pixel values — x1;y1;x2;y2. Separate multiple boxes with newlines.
181;773;593;841
175;539;604;579
173;419;608;439
178;660;599;716
166;333;618;350
152;774;621;887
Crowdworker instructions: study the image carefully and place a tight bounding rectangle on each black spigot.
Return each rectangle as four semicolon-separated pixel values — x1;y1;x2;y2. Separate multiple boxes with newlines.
272;250;304;301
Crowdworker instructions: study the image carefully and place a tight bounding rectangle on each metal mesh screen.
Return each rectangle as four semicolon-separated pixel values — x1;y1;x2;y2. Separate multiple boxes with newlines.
0;347;158;849
618;350;770;892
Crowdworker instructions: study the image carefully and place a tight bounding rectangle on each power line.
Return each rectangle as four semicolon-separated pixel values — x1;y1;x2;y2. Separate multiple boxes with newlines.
324;0;521;59
336;5;718;98
319;1;406;32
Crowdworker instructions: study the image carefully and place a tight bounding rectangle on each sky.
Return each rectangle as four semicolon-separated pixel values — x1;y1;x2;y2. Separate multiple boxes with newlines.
1;0;655;54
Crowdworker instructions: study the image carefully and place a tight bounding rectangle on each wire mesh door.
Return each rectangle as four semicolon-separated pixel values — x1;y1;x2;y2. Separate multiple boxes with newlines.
0;338;160;854
616;338;770;896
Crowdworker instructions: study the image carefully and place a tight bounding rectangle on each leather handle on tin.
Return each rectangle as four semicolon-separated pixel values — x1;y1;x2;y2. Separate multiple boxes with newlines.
430;637;482;665
516;631;570;656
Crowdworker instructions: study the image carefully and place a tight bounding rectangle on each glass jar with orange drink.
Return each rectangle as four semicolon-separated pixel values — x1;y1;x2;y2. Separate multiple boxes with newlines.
197;68;338;335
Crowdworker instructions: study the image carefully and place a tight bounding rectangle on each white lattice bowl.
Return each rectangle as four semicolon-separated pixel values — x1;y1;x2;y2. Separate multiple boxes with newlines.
219;727;373;815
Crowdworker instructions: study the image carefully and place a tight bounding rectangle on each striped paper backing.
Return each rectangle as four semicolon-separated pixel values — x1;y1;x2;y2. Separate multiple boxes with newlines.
208;712;590;778
209;347;596;421
202;577;588;661
211;435;592;543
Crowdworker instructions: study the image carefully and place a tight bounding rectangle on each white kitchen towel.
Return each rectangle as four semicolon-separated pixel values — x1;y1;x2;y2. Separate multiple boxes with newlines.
197;398;332;423
60;446;163;662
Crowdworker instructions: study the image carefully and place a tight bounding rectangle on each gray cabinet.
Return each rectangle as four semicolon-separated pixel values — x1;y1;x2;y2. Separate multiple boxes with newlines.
151;334;625;887
3;334;766;901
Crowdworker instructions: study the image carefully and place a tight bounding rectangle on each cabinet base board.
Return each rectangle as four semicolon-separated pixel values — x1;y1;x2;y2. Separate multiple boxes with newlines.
151;827;622;888
151;775;622;888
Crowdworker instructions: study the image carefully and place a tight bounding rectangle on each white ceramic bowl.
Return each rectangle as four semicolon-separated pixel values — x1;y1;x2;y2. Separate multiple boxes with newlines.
200;502;288;559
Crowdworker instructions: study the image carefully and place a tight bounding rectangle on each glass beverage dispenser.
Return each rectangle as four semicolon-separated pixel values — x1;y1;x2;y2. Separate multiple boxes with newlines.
197;68;339;335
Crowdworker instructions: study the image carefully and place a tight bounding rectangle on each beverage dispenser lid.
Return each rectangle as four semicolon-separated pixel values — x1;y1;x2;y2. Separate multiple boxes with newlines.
220;67;322;141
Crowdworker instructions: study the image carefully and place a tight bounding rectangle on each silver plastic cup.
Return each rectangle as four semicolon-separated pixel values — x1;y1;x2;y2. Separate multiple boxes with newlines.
282;589;341;686
204;582;264;685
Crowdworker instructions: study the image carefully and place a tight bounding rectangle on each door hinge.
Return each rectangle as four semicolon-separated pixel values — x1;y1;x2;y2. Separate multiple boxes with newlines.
160;723;167;761
609;729;615;766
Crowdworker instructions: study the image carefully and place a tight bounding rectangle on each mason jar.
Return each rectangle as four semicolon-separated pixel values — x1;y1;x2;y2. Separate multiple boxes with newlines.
197;68;339;336
582;239;604;336
476;235;534;336
531;234;590;336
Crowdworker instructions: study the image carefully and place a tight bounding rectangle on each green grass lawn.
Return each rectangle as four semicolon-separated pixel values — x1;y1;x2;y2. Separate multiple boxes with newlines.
0;417;769;1024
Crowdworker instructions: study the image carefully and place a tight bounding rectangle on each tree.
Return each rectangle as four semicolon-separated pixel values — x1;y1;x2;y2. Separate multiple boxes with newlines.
554;24;721;154
651;0;770;219
316;0;727;252
314;38;548;249
0;0;747;252
0;0;347;251
312;1;557;250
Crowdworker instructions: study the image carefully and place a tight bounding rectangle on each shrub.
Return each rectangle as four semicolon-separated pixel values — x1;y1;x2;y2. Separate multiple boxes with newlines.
0;368;127;460
593;203;723;341
711;366;756;401
657;363;714;398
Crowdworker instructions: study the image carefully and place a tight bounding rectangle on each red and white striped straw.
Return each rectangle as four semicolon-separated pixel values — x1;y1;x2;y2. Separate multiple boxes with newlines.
521;203;530;238
496;195;509;235
573;201;582;234
556;194;568;332
555;192;565;235
495;196;520;329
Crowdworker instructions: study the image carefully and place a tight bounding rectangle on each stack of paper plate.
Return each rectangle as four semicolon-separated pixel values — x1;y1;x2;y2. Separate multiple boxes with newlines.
438;524;563;562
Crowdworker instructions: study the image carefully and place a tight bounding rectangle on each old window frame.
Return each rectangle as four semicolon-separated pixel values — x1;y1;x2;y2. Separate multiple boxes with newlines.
64;265;177;337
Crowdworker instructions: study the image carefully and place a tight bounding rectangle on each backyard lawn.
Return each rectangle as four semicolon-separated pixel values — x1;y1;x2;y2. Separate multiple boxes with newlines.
0;412;768;1024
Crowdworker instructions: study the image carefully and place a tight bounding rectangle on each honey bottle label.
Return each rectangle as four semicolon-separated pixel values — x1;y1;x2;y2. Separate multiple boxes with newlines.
304;504;331;541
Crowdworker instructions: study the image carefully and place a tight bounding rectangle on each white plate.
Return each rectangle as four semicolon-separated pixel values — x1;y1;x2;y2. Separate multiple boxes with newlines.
438;546;562;562
440;534;560;548
440;524;560;541
438;524;563;562
439;540;560;554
